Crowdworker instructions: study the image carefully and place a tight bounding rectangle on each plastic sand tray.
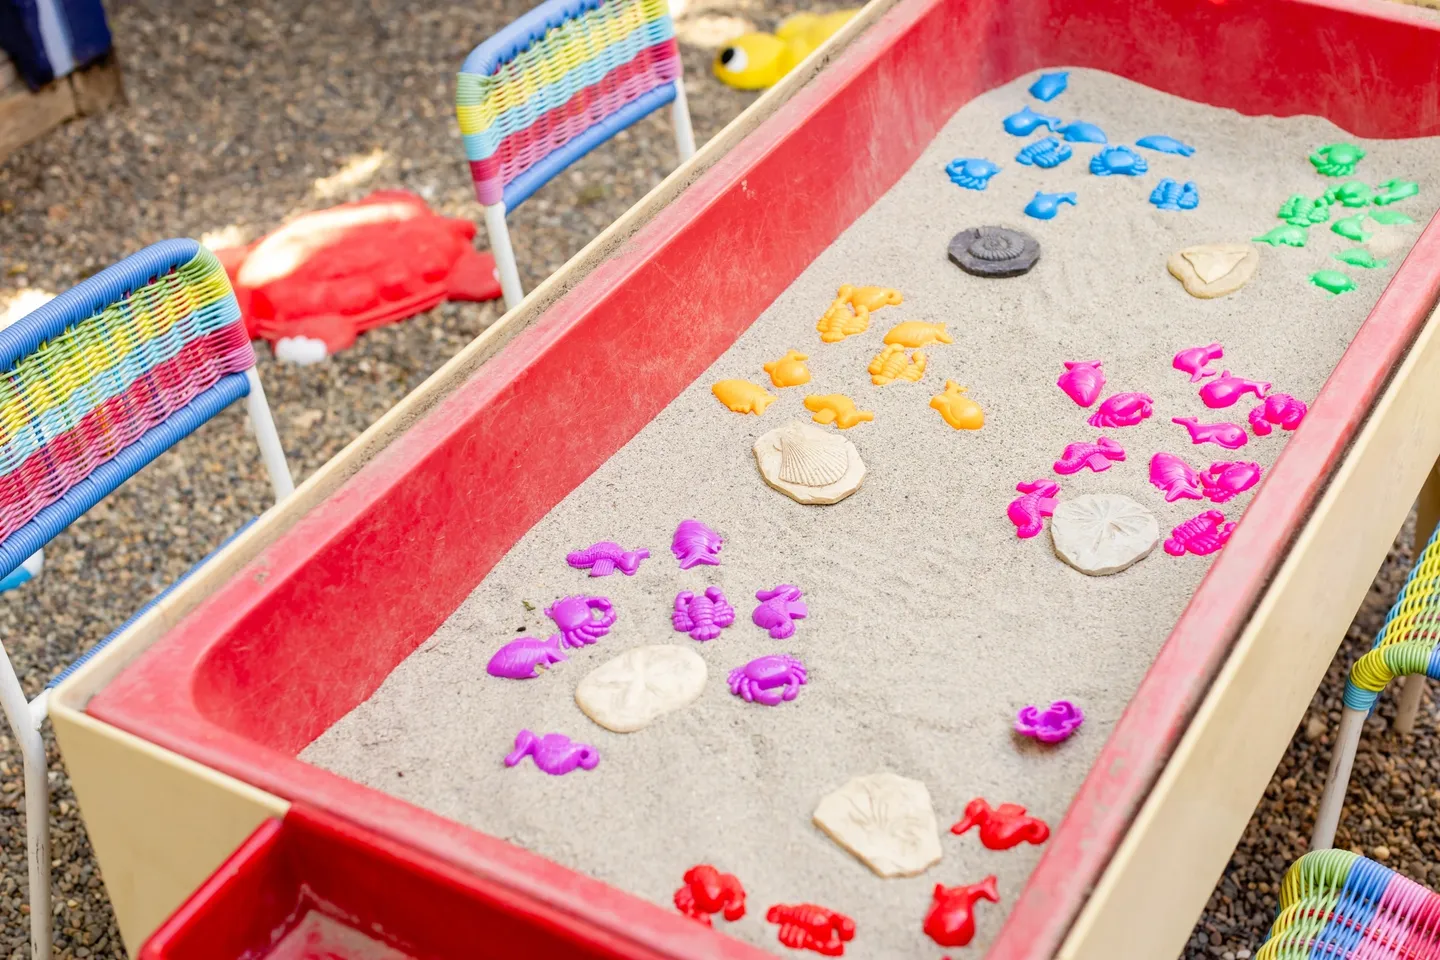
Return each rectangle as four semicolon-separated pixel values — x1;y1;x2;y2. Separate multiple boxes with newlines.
297;69;1440;957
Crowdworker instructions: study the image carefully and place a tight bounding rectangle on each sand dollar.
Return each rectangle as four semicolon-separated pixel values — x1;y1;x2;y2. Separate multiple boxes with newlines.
575;645;707;733
1050;494;1159;576
812;772;943;878
1167;243;1258;299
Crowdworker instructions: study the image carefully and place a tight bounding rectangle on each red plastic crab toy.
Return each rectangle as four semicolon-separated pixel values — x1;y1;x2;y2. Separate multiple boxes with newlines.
949;798;1051;850
673;864;746;926
766;902;856;956
214;190;501;362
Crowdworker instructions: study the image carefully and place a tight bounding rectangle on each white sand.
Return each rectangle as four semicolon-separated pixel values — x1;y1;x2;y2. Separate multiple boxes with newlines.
303;70;1440;956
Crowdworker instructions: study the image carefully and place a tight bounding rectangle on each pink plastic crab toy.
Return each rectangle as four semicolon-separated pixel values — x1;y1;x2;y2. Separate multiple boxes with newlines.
728;654;808;706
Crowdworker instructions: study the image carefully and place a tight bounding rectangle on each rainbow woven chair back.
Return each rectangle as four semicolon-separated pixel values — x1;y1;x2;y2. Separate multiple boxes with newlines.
0;239;256;581
456;0;682;211
1259;850;1440;958
1373;522;1440;652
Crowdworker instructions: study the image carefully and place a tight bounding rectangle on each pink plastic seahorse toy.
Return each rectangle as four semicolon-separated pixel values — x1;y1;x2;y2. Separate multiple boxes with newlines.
1199;371;1271;409
1148;452;1203;502
1007;479;1061;539
1087;392;1153;428
1056;360;1105;408
1248;393;1308;436
1173;343;1224;382
1054;436;1126;475
1172;416;1248;450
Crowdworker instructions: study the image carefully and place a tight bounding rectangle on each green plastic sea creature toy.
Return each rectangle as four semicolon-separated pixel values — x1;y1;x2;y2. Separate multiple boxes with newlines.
1369;209;1414;226
1310;143;1365;177
1324;181;1373;208
1331;215;1372;242
1373;179;1419;206
1277;194;1330;226
1334;248;1386;269
1253;224;1308;248
1310;270;1357;294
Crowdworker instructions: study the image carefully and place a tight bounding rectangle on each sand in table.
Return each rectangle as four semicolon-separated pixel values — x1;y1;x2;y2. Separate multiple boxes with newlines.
303;69;1440;956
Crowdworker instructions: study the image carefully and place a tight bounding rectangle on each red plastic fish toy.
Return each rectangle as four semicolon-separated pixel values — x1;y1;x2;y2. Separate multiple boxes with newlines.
766;903;856;956
673;865;746;926
924;876;1000;948
949;798;1051;850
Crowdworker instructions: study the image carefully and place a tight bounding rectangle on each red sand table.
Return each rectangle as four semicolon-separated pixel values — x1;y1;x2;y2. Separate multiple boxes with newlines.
46;0;1440;957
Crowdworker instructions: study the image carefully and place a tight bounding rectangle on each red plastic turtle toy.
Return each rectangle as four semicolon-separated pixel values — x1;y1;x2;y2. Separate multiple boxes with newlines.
215;190;501;363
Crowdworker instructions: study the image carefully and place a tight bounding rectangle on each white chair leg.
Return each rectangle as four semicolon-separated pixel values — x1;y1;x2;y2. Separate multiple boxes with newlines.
244;368;296;503
1311;706;1366;850
484;203;525;311
1395;673;1427;735
0;643;51;958
671;77;696;163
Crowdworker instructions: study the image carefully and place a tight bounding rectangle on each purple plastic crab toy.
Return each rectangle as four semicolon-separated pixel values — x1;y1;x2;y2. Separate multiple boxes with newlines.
728;654;808;706
1015;701;1085;744
673;587;736;642
487;635;568;679
752;585;808;639
504;730;599;776
545;595;616;648
566;541;650;577
672;519;723;570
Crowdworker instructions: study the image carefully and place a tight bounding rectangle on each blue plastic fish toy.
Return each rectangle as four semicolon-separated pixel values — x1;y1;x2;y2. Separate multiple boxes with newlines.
1025;190;1077;220
1058;121;1107;144
1136;135;1196;157
1149;178;1199;211
1089;145;1148;177
1028;71;1069;102
1003;106;1062;137
1015;137;1072;169
946;158;1000;190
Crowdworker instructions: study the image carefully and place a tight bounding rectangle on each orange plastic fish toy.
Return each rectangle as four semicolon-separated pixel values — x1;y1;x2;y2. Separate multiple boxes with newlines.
713;379;778;414
930;380;983;430
805;394;874;429
763;349;812;388
884;321;953;348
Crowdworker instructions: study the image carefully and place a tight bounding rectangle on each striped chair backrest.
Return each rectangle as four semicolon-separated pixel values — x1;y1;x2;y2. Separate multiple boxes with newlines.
1261;849;1440;958
0;239;255;574
456;0;681;210
1374;522;1440;653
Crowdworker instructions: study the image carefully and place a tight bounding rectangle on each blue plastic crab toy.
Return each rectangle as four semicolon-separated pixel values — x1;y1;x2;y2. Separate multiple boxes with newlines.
946;158;1000;190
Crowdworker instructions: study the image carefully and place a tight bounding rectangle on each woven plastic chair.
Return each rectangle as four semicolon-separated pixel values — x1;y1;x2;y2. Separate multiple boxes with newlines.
456;0;696;310
1310;522;1440;849
0;238;294;957
1259;849;1440;959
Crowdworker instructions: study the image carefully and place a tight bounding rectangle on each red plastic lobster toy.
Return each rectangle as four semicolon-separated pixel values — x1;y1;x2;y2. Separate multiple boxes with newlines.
949;797;1051;850
766;902;856;956
673;865;746;926
924;876;1000;948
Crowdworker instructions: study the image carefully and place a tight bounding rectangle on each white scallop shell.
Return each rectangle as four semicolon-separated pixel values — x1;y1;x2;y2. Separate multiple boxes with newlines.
778;422;849;486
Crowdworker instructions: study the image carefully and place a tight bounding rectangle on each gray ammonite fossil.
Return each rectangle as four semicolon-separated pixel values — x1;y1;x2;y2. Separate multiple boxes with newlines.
948;226;1041;277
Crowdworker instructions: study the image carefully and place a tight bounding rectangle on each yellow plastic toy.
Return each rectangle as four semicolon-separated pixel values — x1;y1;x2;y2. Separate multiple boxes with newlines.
837;284;902;313
868;345;927;385
713;379;778;415
816;300;869;344
804;393;874;429
930;380;984;430
763;349;812;388
883;321;954;348
713;10;859;91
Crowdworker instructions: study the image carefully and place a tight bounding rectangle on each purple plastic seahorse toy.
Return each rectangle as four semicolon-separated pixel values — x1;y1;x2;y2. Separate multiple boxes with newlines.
753;585;808;639
504;730;599;776
566;541;650;577
487;636;568;680
672;519;723;570
1007;479;1061;539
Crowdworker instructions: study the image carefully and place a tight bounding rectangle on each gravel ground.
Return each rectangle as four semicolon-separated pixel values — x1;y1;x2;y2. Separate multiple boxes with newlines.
0;0;1433;956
